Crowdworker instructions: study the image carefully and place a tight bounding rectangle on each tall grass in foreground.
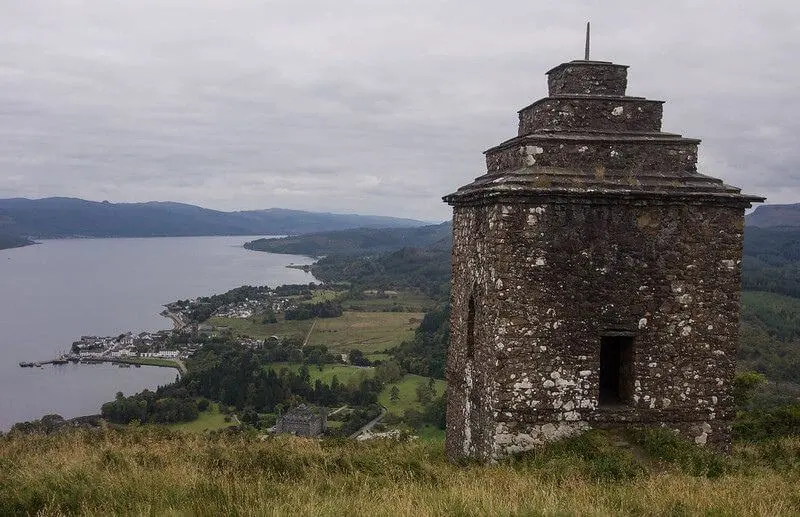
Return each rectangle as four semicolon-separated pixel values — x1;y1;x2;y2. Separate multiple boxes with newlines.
2;427;799;516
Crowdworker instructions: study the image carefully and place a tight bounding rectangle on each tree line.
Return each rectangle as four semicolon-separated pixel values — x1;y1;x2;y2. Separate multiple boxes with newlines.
284;300;343;320
101;388;201;425
181;342;382;413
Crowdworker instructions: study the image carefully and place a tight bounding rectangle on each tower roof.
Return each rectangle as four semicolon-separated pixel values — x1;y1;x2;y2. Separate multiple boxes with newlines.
444;57;764;206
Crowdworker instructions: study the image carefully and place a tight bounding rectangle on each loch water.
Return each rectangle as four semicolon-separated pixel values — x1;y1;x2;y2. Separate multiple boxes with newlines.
0;236;315;430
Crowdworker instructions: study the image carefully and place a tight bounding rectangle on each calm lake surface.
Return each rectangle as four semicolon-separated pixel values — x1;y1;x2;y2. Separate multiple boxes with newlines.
0;236;315;430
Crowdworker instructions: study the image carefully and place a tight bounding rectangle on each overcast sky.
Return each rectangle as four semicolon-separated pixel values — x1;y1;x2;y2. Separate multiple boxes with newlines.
0;1;797;221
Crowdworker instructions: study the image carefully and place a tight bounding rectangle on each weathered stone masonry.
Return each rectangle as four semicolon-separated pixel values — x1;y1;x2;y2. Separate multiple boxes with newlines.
443;59;764;462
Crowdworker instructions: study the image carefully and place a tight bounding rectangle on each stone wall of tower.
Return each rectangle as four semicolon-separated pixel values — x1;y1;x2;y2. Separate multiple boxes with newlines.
547;63;628;96
445;55;762;462
446;199;745;461
518;98;664;134
485;139;698;175
446;204;497;460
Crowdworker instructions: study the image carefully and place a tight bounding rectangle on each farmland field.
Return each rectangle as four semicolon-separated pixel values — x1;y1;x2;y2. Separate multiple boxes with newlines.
168;404;235;434
378;374;446;416
210;311;422;354
341;291;436;312
307;312;423;353
207;316;312;341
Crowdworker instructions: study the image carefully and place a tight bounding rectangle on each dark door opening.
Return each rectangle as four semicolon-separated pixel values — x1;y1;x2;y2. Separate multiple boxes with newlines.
599;335;634;406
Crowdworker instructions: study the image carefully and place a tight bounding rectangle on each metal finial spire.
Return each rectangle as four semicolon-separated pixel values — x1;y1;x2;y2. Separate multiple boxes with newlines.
584;22;590;60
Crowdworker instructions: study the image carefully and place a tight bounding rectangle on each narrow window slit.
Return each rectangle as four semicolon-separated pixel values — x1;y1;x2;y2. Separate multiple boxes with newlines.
466;294;476;360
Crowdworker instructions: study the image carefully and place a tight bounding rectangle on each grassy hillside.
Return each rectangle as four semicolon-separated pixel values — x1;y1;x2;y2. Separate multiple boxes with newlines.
168;403;235;434
742;290;800;341
310;247;451;298
737;291;800;390
378;374;446;416
2;427;800;516
244;222;451;257
742;227;800;298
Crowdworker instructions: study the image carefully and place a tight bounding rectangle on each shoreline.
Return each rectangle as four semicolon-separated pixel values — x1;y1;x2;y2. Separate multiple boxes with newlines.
286;263;313;272
21;308;190;376
4;236;317;432
0;239;37;252
21;356;187;376
104;357;187;376
161;308;187;330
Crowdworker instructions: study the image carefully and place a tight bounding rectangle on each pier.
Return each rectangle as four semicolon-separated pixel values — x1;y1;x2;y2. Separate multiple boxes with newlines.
20;355;187;375
19;356;70;368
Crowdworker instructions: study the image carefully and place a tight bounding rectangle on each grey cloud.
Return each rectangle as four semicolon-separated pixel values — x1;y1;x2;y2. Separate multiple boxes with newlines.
0;0;798;219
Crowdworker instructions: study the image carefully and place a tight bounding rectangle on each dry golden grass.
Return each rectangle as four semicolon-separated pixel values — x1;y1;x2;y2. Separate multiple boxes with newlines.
1;427;799;516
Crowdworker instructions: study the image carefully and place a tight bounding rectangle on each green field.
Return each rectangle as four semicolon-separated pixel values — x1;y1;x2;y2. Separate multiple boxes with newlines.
210;311;422;354
416;424;446;441
168;404;236;434
308;311;423;353
341;291;436;312
308;289;344;302
112;357;184;373
268;362;373;386
378;374;446;416
208;316;312;341
261;366;444;418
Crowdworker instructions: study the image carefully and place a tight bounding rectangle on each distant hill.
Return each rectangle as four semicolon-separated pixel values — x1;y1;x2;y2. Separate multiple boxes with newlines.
742;226;800;298
0;197;429;239
244;222;453;299
0;232;33;251
746;204;800;228
244;222;452;257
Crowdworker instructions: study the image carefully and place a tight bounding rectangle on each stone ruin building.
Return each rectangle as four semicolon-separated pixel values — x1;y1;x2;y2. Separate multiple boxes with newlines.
443;52;764;461
275;404;327;437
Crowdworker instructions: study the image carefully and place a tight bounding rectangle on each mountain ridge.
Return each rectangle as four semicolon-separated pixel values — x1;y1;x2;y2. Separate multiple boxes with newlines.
746;203;800;228
0;197;432;243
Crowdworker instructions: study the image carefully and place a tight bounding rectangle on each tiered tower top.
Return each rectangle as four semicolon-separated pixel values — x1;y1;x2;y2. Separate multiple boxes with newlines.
444;58;763;207
546;60;629;97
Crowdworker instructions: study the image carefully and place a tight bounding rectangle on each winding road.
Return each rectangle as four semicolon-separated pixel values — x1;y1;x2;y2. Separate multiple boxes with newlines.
349;406;387;439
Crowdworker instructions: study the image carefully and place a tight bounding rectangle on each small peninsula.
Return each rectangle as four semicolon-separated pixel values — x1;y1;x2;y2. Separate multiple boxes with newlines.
0;233;33;251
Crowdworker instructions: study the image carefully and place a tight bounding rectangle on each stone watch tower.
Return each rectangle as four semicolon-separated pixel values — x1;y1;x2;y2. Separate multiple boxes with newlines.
443;44;764;461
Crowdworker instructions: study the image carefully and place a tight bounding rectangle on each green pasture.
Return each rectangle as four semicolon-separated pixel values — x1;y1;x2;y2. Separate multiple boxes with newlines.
207;316;312;341
309;289;344;302
307;311;423;353
416;424;446;441
168;404;236;434
267;362;373;386
341;291;436;312
378;374;446;416
211;311;422;354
